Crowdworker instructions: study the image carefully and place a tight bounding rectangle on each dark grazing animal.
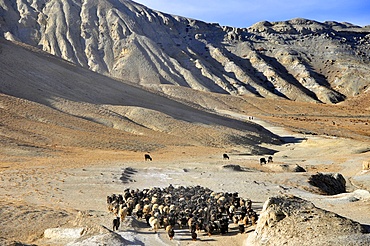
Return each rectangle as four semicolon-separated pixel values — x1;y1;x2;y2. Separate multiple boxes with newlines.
144;154;152;161
223;153;229;160
205;222;216;236
166;225;175;240
113;217;120;231
238;221;245;233
250;211;258;225
191;231;197;241
260;158;267;165
268;156;273;163
145;213;151;226
219;216;229;234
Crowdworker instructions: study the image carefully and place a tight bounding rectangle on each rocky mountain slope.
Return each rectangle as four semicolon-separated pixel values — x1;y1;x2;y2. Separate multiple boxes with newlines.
1;0;369;104
0;37;281;156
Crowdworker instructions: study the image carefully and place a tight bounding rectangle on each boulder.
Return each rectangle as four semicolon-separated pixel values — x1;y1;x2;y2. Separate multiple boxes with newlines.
246;195;370;246
66;231;132;246
265;163;306;172
308;172;346;195
363;161;370;170
44;227;85;239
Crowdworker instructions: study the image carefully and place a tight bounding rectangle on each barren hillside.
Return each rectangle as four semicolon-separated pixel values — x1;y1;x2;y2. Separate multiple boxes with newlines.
1;0;370;104
0;37;285;158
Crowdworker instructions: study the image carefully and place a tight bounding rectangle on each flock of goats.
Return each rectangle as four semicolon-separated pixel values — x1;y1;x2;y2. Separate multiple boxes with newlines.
107;184;259;241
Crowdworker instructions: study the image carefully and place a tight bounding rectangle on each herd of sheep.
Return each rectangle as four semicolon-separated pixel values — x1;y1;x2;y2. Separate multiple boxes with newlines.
107;184;258;241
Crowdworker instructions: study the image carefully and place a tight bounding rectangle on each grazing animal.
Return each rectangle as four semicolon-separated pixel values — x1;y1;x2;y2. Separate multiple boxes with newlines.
188;217;195;229
136;208;143;219
246;199;252;209
143;204;151;215
260;158;267;165
119;205;128;222
152;203;159;210
107;203;115;213
145;154;152;161
158;204;164;214
178;215;188;229
205;222;215;236
149;216;160;232
162;217;169;228
166;225;175;240
268;156;273;163
220;217;229;234
113;217;120;231
191;231;197;241
233;215;239;224
238;218;245;233
243;215;249;226
145;213;151;226
107;184;260;239
223;153;229;160
250;212;258;225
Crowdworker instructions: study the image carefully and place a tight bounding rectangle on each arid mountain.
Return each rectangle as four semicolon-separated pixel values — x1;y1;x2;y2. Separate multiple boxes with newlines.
1;0;370;157
1;0;369;104
0;37;282;156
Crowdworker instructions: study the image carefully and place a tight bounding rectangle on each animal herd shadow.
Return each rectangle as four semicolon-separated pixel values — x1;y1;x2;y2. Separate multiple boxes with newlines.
173;225;252;241
120;167;137;184
127;217;254;242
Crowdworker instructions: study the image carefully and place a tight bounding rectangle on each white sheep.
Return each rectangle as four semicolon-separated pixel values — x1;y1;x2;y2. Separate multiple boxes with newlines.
149;216;160;232
143;204;151;215
217;196;226;205
169;204;176;212
163;205;170;214
152;203;159;211
133;203;141;213
229;204;236;215
151;196;158;204
119;205;128;222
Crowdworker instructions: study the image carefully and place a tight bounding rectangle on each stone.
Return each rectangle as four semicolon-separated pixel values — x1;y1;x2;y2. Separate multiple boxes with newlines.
308;172;346;195
44;227;85;239
265;163;306;172
245;195;370;246
363;161;370;170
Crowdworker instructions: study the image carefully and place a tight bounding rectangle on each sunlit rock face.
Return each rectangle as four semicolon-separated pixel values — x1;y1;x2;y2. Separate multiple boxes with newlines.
246;195;370;246
1;0;369;103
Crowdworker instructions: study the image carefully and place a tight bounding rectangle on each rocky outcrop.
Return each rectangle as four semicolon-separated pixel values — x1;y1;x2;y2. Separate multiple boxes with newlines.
265;163;306;172
246;195;370;246
0;1;369;104
308;172;346;195
44;228;85;240
363;161;370;170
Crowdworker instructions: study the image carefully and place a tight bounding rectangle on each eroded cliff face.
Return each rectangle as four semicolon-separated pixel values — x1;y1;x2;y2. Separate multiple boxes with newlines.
1;0;369;103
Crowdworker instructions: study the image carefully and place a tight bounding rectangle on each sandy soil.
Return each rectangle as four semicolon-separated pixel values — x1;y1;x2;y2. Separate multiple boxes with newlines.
1;117;369;246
